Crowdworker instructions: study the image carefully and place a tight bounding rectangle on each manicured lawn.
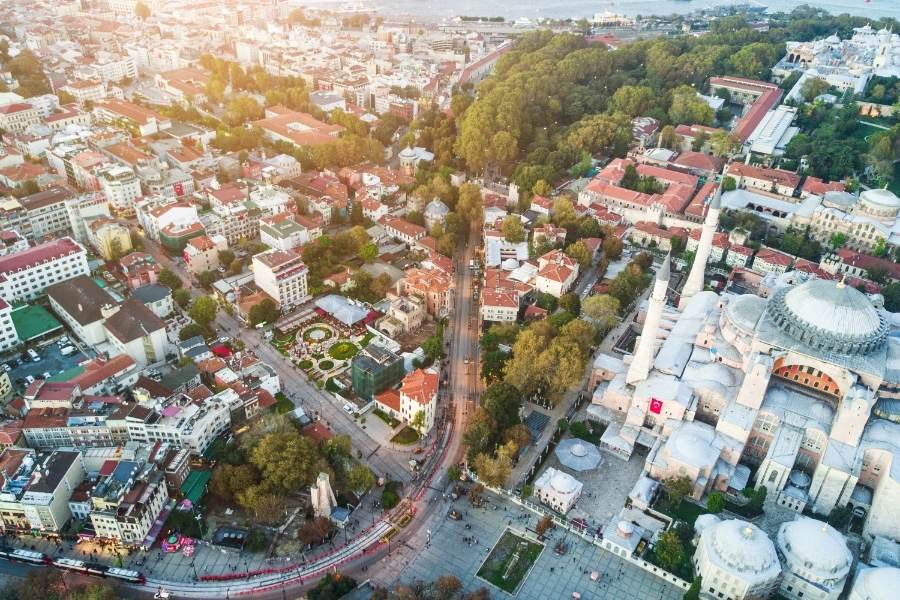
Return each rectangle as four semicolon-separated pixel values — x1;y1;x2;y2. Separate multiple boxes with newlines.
298;359;313;369
328;341;358;360
319;359;334;370
655;496;708;526
373;408;401;428
477;530;544;594
391;426;420;445
360;331;375;347
274;392;294;415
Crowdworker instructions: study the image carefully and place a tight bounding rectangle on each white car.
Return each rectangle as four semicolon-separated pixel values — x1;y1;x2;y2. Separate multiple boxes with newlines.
343;403;355;414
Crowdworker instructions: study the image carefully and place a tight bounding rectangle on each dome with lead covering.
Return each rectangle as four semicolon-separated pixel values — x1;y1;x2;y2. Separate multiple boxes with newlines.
767;278;889;355
777;517;851;584
707;520;779;575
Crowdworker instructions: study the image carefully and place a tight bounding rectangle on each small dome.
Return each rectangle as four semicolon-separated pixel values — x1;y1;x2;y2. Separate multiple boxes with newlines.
425;198;449;217
571;443;587;457
551;472;578;494
617;521;635;536
399;146;416;159
694;514;721;535
707;520;779;574
501;258;519;271
768;278;889;355
850;566;900;600
789;470;811;489
777;517;851;579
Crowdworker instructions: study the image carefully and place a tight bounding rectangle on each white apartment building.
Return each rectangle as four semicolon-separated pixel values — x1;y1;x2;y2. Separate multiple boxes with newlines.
259;212;320;251
136;198;200;242
61;80;107;108
0;237;89;303
0;103;42;133
183;234;227;275
252;248;310;310
98;165;141;215
0;449;85;534
88;462;169;546
0;299;19;352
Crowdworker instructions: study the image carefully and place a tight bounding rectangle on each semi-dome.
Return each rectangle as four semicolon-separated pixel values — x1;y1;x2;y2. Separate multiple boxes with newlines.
767;278;889;355
501;258;519;271
707;519;780;575
849;566;900;600
777;517;851;581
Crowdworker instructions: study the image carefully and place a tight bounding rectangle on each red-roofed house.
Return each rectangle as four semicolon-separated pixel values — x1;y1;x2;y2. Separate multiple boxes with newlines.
629;222;688;251
752;247;794;275
382;217;426;245
726;163;801;198
801;176;845;198
535;249;579;297
399;368;439;434
687;229;730;263
725;244;753;269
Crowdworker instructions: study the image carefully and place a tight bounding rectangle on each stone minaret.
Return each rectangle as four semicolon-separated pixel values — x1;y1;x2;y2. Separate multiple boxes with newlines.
626;252;670;385
310;472;337;519
679;185;722;310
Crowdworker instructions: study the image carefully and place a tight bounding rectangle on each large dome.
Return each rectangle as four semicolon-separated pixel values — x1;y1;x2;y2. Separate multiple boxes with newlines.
706;520;780;575
777;517;851;581
768;278;889;355
850;566;900;600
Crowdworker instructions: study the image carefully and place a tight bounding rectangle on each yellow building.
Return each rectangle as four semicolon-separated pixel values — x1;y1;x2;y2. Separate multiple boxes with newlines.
89;217;133;261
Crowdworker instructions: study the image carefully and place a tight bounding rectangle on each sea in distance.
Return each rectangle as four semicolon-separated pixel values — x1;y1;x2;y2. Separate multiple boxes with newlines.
302;0;900;21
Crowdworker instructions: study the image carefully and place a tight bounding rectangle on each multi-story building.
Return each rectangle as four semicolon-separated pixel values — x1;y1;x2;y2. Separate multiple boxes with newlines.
382;217;427;245
252;248;309;310
398;368;438;435
102;298;169;367
0;103;41;133
535;249;579;298
47;275;118;347
97;165;141;215
0;237;89;303
183;234;227;275
60;80;107;108
88;460;169;546
399;267;453;317
351;344;405;401
259;212;321;251
88;218;132;261
0;449;85;534
19;186;75;241
0;298;19;352
120;252;161;290
93;100;170;136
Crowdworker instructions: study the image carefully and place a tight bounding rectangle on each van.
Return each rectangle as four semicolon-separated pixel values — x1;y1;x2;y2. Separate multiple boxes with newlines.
27;348;39;362
60;346;76;357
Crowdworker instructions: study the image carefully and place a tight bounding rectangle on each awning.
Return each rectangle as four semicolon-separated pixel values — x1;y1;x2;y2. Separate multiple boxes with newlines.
180;469;212;505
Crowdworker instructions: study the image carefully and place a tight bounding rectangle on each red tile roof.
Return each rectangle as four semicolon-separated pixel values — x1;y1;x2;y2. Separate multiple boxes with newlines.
0;237;82;273
400;369;438;406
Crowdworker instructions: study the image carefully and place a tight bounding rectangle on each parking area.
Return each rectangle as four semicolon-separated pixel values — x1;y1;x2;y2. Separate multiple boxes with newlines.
4;338;93;394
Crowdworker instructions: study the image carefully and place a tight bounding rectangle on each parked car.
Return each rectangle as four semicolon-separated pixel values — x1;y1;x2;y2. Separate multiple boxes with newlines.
448;509;462;521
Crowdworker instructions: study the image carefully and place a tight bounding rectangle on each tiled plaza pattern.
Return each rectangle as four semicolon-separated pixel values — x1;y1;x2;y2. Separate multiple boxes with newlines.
376;491;682;600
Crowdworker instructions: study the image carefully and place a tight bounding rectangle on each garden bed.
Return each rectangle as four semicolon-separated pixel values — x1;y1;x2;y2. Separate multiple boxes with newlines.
328;341;358;360
319;359;335;371
391;426;420;445
373;408;401;428
477;530;544;594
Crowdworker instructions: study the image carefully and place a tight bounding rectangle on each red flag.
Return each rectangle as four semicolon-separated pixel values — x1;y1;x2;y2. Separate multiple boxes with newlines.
174;182;184;196
649;398;663;414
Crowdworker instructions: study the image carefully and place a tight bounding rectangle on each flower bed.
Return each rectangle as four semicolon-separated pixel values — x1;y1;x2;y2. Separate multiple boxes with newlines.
319;359;335;371
391;426;420;445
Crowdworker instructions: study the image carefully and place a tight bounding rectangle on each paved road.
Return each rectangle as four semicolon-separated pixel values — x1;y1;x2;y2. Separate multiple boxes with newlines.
136;233;413;485
109;227;482;598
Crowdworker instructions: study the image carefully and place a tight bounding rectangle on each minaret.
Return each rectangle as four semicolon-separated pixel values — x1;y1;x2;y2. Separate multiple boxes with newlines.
626;252;670;385
679;185;722;310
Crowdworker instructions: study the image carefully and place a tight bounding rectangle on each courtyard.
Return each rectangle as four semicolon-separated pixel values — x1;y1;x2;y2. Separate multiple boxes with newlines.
381;489;683;600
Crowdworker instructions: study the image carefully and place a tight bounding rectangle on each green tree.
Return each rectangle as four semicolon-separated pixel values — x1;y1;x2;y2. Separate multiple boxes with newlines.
654;529;686;572
565;240;591;269
456;183;483;226
249;297;279;327
684;576;702;600
659;125;682;150
829;232;847;249
178;323;206;341
135;1;151;19
358;242;378;262
559;292;581;316
481;381;522;431
189;295;218;328
347;463;375;492
308;572;357;600
218;249;235;267
501;215;525;242
551;197;578;229
602;236;624;260
883;282;900;312
663;475;694;506
250;431;321;492
198;270;219;289
801;77;830;102
158;267;183;290
669;85;714;126
608;85;657;118
173;288;192;309
706;491;726;513
532;179;551;197
411;409;426;435
582;294;620;332
721;175;737;192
